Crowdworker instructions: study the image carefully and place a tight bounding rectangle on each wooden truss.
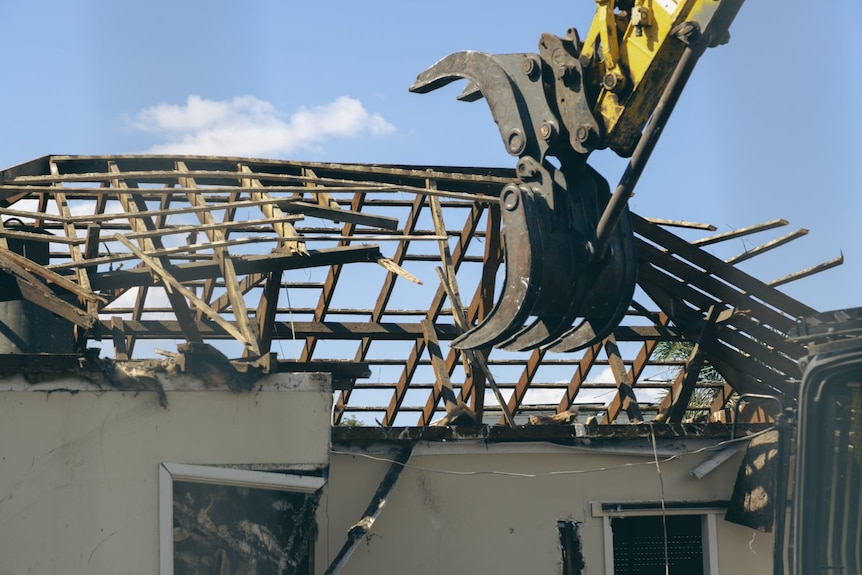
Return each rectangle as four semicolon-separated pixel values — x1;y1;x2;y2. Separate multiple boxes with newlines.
0;155;842;426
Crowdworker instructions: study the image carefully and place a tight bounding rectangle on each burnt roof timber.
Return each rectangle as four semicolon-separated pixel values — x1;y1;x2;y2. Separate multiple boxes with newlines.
633;215;816;320
602;315;671;423
382;201;487;426
503;348;546;425
88;245;383;291
692;218;789;247
557;341;604;413
636;262;802;378
0;154;838;427
638;241;798;333
300;191;365;362
333;192;427;425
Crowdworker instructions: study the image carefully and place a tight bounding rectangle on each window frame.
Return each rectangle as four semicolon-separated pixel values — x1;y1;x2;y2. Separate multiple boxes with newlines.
159;462;326;575
591;501;722;575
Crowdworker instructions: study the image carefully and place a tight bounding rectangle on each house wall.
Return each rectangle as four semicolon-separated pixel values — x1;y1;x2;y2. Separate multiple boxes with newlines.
318;441;774;574
0;370;775;575
0;372;332;575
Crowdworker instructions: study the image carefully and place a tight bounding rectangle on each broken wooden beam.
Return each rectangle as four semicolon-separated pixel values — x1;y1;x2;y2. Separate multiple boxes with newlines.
421;318;461;417
114;234;256;352
0;251;96;329
88;245;383;291
691;219;788;247
97;319;682;344
277;200;399;230
0;247;105;304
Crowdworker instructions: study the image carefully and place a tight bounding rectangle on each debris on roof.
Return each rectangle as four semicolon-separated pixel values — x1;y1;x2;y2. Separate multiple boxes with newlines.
0;154;842;427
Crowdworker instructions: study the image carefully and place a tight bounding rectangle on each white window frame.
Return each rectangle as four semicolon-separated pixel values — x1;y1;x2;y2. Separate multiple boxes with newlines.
159;462;326;575
592;501;722;575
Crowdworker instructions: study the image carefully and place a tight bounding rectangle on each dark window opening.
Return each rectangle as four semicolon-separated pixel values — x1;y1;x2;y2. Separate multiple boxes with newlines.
558;520;586;575
172;480;320;575
611;515;703;575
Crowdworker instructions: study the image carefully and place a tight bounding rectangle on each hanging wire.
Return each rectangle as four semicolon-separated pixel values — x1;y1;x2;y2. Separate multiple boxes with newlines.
330;426;775;478
649;423;671;575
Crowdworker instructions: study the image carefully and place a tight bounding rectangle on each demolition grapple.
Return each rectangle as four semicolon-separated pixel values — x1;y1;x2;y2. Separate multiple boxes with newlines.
410;0;744;352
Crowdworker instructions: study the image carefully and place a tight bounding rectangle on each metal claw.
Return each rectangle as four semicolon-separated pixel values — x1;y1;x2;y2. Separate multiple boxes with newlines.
497;166;596;351
450;184;543;350
544;198;637;353
412;49;638;354
411;51;561;162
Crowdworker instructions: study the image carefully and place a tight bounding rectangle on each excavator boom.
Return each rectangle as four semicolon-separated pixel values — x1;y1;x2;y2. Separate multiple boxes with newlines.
411;0;746;352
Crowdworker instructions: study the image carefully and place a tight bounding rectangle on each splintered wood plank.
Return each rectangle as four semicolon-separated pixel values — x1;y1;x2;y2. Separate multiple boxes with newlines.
277;200;399;230
108;162;202;346
421;319;459;414
601;335;642;423
254;270;282;357
83;224;101;276
176;162;260;356
301;167;340;210
49;237;269;272
89;245;382;291
0;248;105;304
15;280;94;329
557;341;604;414
114;234;251;347
0;237;85;328
51;161;95;312
600;313;672;424
0;253;95;329
692;219;788;247
662;306;721;423
725;228;808;265
111;315;129;360
768;255;845;288
239;164;306;255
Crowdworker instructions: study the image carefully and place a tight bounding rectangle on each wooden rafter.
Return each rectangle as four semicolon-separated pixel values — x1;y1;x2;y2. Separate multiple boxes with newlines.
0;155;838;427
601;335;643;424
107;162;203;345
177;162;260;356
332;193;425;425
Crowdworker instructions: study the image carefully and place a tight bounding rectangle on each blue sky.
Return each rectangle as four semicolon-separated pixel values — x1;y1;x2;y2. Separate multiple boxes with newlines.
2;0;860;313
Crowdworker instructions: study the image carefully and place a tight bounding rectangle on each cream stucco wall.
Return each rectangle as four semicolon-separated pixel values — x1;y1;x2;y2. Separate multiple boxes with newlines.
318;441;774;575
0;372;332;575
0;372;774;575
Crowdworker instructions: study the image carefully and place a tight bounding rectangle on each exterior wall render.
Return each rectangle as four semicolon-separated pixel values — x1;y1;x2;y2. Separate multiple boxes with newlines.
0;373;332;575
318;442;775;574
0;371;775;575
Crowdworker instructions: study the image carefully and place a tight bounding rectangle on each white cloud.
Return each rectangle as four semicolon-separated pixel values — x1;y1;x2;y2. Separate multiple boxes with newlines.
130;95;395;157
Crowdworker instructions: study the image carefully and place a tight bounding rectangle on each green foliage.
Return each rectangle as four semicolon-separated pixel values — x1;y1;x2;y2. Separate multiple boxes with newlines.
338;414;365;427
653;340;726;420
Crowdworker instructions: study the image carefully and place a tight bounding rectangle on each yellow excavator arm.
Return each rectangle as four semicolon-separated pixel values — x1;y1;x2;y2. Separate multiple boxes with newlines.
410;0;745;351
583;0;744;154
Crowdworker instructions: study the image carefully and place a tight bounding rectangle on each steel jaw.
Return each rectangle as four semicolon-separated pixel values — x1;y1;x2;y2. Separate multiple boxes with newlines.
410;47;637;353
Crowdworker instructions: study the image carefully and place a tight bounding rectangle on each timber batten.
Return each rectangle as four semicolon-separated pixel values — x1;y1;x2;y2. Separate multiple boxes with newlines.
0;154;839;427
